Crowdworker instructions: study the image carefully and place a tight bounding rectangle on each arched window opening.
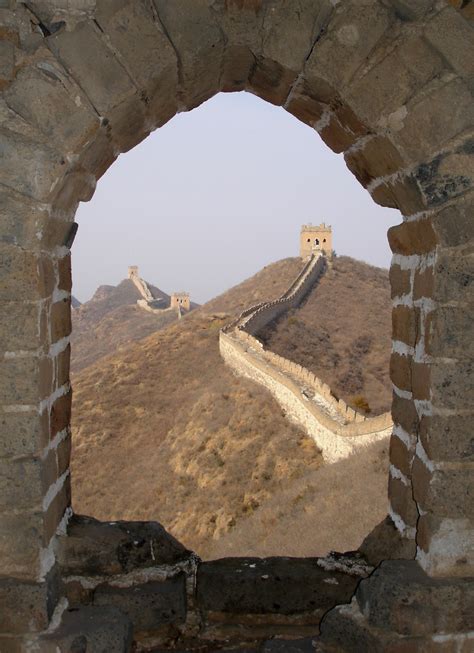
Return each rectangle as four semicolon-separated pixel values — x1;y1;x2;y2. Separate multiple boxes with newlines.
71;92;395;560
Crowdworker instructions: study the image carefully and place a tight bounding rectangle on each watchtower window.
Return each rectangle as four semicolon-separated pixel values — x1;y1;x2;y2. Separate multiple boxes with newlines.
315;238;320;245
307;238;310;242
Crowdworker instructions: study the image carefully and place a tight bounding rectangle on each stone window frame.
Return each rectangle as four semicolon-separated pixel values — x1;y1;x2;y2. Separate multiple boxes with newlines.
0;0;472;648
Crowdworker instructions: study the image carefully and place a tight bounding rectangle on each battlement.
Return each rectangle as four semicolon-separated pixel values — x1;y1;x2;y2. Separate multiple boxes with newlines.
171;292;191;311
300;223;333;259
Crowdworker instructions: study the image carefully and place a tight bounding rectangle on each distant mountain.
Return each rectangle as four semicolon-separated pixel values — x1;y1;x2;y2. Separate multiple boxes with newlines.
71;256;390;559
71;296;81;309
71;278;197;373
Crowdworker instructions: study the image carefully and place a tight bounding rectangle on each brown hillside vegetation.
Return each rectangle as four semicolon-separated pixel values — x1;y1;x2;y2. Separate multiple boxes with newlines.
258;256;392;415
71;279;190;373
71;257;390;558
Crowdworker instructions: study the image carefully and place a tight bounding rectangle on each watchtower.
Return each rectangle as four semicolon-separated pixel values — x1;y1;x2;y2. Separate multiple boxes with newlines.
300;223;332;259
171;292;191;311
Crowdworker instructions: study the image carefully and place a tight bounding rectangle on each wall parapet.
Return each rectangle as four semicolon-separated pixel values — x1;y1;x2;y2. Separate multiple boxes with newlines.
219;254;392;461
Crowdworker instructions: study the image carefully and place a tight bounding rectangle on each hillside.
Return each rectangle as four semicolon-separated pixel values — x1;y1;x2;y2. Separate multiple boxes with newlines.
71;279;192;373
71;256;391;558
258;256;391;415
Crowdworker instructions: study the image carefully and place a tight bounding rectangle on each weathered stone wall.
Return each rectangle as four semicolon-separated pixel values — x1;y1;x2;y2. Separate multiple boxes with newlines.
220;332;392;463
0;0;472;649
237;253;326;335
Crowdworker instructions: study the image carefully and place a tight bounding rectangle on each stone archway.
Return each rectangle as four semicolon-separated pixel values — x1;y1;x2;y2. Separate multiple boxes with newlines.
0;0;472;649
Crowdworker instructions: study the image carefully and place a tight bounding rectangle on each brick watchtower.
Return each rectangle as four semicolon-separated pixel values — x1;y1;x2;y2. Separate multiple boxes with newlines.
300;223;332;259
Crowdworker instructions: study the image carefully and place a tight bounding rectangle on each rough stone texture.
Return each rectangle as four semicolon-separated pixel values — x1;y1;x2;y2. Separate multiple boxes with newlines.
41;605;134;653
58;514;191;577
93;576;187;631
197;556;367;616
358;516;416;568
0;0;473;649
356;561;474;637
0;570;60;635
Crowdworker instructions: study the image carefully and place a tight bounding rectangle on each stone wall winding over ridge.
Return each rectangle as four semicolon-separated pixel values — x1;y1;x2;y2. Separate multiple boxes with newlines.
0;0;473;650
220;253;393;463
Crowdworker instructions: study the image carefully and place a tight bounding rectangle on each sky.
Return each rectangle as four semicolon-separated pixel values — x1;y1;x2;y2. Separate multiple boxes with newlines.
74;91;400;305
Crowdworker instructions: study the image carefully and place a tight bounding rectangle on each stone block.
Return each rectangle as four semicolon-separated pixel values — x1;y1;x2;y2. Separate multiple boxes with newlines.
413;457;473;521
0;301;42;353
0;456;51;513
0;509;46;579
389;435;413;479
55;345;71;389
248;56;298;106
433;247;473;304
413;266;434;300
390;0;434;21
43;474;71;545
389;353;412;394
0;244;52;302
397;78;474;163
93;576;187;631
411;362;430;401
416;149;473;208
392;305;418;348
57;254;71;293
419;414;474;463
4;66;100;152
425;7;474;82
40;218;75;251
261;1;333;76
304;1;390;93
106;92;151;154
388;219;438;256
359;515;416;568
431;361;473;411
391;394;418;439
347;33;444;128
58;514;191;577
197;556;363;616
388;475;418;529
0;411;49;458
77;125;117;181
0;355;52;404
41;605;134;653
50;389;72;439
427;304;474;359
0;38;14;86
48;21;136;115
356;560;474;636
371;174;427;216
95;0;178;118
51;298;72;343
345;135;406;188
389;265;412;300
416;513;474;577
318;598;390;652
0;187;51;251
153;0;225;109
432;192;474;248
0;127;66;201
0;575;58;633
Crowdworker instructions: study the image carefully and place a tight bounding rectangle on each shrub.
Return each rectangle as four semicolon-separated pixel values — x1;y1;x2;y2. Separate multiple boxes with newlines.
351;395;371;414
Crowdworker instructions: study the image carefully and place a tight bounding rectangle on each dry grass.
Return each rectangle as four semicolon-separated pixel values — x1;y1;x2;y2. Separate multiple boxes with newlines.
258;256;392;415
71;256;391;558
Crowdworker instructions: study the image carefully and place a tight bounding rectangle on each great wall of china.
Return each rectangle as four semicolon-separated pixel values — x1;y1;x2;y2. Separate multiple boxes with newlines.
220;252;393;463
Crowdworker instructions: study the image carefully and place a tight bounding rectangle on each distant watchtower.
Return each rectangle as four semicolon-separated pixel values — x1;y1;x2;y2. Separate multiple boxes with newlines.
128;265;139;279
300;223;332;259
171;292;190;312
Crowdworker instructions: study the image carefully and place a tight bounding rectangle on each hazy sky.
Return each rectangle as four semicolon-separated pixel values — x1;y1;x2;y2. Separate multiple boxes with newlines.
74;91;399;304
